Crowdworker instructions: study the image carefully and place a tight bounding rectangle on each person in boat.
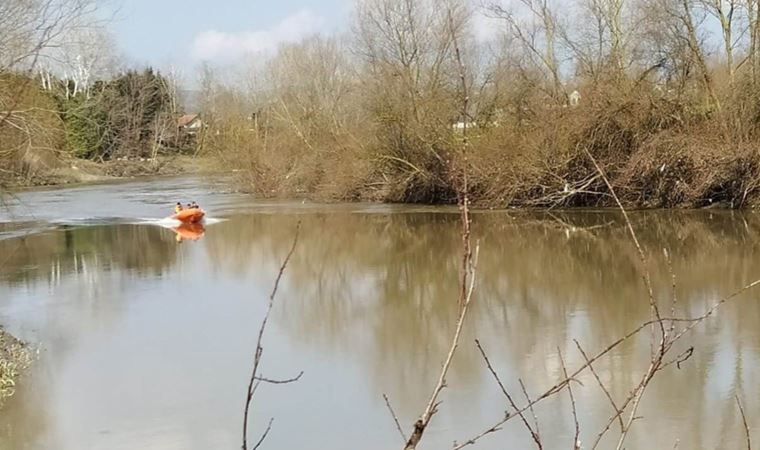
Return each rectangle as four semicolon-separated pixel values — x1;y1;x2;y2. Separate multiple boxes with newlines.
174;202;183;214
191;201;199;209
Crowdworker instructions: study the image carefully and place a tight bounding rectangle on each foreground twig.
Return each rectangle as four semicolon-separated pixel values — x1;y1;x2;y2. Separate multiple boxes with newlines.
403;241;479;450
384;394;407;443
583;146;664;450
454;277;760;449
736;395;751;450
475;339;541;448
573;339;624;433
519;379;542;447
454;144;760;449
402;8;476;450
581;148;666;346
558;350;581;450
251;418;274;450
242;223;301;450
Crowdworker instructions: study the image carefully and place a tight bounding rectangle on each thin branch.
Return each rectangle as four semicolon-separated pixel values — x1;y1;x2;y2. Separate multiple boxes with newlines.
454;277;760;449
519;378;542;447
475;339;541;448
242;223;301;450
582;146;665;450
453;411;509;449
403;243;479;450
736;395;752;450
581;148;666;343
558;350;581;450
573;339;624;432
664;248;679;335
384;394;408;443
402;8;476;450
255;371;304;385
251;418;274;450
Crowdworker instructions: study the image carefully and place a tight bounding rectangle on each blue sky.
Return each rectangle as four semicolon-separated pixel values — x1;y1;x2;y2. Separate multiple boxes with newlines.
109;0;350;70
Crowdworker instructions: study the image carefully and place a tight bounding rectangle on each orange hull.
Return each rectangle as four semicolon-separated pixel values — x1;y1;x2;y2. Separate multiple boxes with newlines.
172;209;205;224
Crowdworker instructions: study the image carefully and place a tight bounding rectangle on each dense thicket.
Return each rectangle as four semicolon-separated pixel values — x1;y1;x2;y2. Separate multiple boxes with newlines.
0;1;192;182
1;67;188;181
58;69;175;160
204;0;760;208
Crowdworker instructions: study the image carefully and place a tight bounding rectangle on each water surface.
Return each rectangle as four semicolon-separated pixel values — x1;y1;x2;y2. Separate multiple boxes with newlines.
0;176;758;449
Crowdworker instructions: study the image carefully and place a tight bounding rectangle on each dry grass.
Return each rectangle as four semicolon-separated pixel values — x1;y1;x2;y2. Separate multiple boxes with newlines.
0;327;32;406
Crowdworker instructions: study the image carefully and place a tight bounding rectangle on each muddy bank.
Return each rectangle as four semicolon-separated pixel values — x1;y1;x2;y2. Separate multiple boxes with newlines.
1;155;220;188
0;328;31;406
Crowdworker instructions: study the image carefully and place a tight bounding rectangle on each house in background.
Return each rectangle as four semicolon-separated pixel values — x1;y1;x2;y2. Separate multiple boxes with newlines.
178;113;203;135
569;90;581;107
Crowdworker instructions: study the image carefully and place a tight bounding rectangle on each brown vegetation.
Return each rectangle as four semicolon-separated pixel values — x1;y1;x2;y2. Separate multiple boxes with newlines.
0;327;31;406
0;0;205;187
203;0;760;208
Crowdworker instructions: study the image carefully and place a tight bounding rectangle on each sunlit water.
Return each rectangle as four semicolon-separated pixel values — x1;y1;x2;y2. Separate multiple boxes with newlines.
0;176;758;449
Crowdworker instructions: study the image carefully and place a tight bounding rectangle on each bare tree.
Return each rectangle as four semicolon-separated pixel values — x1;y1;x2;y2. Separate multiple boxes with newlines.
485;0;566;99
642;0;720;105
700;0;742;84
55;27;120;99
0;0;100;129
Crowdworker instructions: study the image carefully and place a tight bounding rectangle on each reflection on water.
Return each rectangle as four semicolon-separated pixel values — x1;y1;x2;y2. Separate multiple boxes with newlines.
0;224;180;286
0;205;759;450
172;223;205;242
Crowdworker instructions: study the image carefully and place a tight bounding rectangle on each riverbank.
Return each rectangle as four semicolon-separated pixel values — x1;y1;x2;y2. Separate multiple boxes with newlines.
1;155;221;189
0;328;31;406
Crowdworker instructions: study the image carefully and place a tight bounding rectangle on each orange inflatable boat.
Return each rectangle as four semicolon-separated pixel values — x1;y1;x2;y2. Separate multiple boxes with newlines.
172;208;205;224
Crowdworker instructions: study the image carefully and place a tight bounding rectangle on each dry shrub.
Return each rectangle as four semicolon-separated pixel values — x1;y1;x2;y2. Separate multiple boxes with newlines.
620;131;760;208
0;74;65;182
207;30;760;210
0;327;32;405
215;77;760;210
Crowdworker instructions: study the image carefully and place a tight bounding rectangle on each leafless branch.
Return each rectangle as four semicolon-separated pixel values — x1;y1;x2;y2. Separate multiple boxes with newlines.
519;378;542;447
558;350;581;450
254;372;304;385
242;222;301;450
573;339;624;432
475;339;542;448
403;242;479;450
736;395;752;450
401;7;477;450
251;418;274;450
384;393;408;443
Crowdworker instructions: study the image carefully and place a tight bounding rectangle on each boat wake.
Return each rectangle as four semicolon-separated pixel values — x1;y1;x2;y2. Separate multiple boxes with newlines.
0;216;225;241
137;217;225;229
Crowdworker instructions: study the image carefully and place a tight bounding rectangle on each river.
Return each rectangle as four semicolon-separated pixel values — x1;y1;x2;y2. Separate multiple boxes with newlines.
0;175;758;449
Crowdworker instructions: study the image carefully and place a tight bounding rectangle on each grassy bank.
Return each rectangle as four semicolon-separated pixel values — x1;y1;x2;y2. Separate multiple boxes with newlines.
0;155;219;189
0;328;31;406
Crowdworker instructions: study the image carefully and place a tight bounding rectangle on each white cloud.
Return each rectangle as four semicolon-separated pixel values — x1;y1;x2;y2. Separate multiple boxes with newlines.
191;9;325;62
